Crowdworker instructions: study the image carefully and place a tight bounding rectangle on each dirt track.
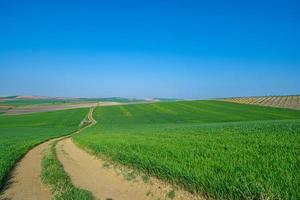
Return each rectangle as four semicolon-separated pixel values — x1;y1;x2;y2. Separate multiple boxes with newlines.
1;107;202;200
56;108;202;200
0;108;96;200
0;140;54;200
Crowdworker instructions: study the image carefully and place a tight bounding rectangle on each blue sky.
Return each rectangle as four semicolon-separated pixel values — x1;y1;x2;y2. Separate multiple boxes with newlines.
0;0;299;99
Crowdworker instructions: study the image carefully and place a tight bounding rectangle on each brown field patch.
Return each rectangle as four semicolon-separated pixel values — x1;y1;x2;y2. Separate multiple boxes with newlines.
221;95;300;110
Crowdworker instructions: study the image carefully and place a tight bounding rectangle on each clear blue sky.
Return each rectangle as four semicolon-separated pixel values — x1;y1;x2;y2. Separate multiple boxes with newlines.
0;0;299;99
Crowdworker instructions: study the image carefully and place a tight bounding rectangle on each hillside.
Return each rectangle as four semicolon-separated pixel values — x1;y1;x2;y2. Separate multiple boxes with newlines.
221;95;300;110
74;100;300;200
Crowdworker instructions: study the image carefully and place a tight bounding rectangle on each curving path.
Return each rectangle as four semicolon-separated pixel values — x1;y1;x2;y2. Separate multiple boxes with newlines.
0;140;54;200
1;107;201;200
56;107;202;200
0;108;96;200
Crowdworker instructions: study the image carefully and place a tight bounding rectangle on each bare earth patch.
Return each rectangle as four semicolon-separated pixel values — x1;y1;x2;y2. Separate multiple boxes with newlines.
221;95;300;110
3;102;122;115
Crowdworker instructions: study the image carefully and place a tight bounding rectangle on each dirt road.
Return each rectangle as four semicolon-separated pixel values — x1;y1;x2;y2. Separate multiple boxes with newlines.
1;107;201;200
56;108;201;200
0;108;96;200
0;140;54;200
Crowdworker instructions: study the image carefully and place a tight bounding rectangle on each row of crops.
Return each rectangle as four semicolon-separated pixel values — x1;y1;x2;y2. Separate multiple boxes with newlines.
222;95;300;110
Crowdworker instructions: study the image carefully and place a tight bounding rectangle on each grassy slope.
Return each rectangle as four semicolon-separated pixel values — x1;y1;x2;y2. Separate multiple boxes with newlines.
74;100;300;200
0;108;88;188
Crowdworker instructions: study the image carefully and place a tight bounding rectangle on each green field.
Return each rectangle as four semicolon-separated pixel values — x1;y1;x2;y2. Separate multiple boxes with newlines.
0;97;145;107
0;99;84;107
74;101;300;200
0;108;88;188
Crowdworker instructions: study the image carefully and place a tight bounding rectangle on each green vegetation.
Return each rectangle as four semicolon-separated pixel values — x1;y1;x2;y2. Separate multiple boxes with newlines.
0;99;76;106
73;100;300;200
0;96;146;107
153;98;182;102
0;96;18;99
0;108;88;188
41;141;93;200
78;97;144;103
167;189;176;199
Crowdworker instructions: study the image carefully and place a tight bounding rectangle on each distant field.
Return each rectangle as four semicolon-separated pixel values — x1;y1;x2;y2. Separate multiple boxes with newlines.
0;106;14;115
0;96;179;116
0;108;88;188
222;95;300;110
0;99;73;107
2;102;101;115
74;101;300;200
0;96;147;107
0;96;153;115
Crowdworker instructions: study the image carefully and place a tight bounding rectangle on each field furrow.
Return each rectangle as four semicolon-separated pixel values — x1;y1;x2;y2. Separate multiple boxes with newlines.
222;95;300;110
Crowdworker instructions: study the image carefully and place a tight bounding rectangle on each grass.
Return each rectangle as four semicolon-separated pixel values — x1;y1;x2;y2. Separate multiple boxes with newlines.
78;97;145;103
41;109;94;200
167;189;176;199
0;98;101;107
73;100;300;200
0;108;88;189
0;99;73;106
0;97;146;107
41;140;93;200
